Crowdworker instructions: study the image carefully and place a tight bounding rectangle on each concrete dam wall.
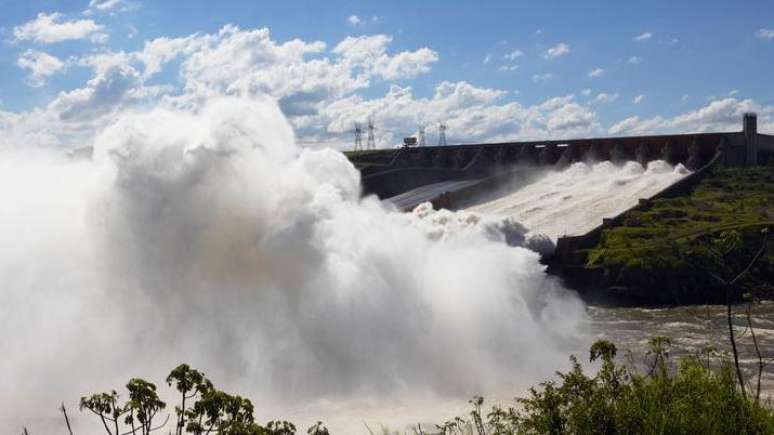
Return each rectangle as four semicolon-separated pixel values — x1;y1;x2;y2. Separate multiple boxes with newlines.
347;114;772;269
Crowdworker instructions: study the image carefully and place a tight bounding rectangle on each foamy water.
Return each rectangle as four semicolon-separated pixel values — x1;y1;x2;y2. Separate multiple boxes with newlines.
464;160;690;240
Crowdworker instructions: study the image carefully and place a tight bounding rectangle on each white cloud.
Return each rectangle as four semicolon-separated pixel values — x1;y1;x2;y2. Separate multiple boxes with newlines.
756;28;774;39
681;94;689;102
543;43;569;59
17;49;65;87
728;89;739;96
49;64;142;121
587;67;604;78
324;87;601;145
482;53;492;64
1;25;445;148
498;65;518;72
633;32;652;42
10;21;770;153
89;0;123;11
333;34;438;80
593;93;619;103
346;15;378;26
503;49;524;61
627;56;642;64
532;72;555;83
633;94;645;104
13;12;107;44
609;98;772;135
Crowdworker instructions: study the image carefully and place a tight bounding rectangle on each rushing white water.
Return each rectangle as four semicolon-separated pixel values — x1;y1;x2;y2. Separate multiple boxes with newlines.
0;97;588;434
464;160;690;240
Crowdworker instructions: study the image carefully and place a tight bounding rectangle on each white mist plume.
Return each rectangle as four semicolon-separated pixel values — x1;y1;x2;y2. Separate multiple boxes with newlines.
0;97;587;433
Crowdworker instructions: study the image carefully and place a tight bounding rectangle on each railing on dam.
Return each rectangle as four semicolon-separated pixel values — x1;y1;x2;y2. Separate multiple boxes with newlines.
350;113;769;200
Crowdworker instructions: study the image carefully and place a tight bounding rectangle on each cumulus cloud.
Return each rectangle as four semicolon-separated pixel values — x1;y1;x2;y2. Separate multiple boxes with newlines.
609;98;773;135
50;61;144;122
627;56;642;64
633;94;645;104
633;32;652;42
757;29;774;39
543;43;569;59
482;53;492;64
5;20;770;154
347;15;361;26
17;49;65;87
13;12;107;44
332;34;438;80
323;85;601;146
587;67;604;78
1;25;443;148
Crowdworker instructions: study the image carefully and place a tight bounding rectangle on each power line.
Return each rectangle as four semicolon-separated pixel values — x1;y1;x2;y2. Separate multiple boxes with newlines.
353;122;363;151
438;121;448;146
418;123;426;146
367;118;376;149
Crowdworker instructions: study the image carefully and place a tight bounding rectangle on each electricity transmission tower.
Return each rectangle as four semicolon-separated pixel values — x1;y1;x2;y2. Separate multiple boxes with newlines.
438;121;448;146
367;118;376;149
418;123;426;146
354;122;363;151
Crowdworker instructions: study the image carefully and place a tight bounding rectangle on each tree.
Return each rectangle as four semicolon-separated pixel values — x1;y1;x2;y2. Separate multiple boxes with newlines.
71;364;328;435
124;378;167;434
79;390;127;435
167;364;213;435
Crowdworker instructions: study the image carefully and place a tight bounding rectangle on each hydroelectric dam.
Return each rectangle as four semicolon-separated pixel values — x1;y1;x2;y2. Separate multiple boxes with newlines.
347;113;774;291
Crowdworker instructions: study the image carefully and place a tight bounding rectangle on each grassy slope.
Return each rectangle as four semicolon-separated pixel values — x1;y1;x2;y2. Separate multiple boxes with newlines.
586;165;774;302
343;149;397;171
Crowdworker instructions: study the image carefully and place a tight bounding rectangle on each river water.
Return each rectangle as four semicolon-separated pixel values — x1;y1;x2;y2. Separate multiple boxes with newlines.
588;302;774;396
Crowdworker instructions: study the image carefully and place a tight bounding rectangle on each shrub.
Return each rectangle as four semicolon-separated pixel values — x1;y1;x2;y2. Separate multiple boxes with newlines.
434;338;774;435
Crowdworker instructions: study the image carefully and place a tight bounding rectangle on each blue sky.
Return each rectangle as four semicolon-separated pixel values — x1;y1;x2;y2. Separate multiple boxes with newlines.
1;0;773;148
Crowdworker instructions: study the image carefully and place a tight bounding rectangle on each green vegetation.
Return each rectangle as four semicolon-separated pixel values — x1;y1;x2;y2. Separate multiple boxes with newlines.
63;363;329;435
32;337;774;434
431;339;774;435
342;149;393;159
586;165;774;303
343;149;396;171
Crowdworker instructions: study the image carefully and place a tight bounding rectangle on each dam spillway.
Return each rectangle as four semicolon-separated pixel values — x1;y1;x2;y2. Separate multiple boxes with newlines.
348;113;773;258
461;160;690;240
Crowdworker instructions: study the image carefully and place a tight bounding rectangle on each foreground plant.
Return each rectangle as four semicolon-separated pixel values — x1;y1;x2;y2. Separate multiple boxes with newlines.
32;338;774;434
434;338;774;435
75;364;329;435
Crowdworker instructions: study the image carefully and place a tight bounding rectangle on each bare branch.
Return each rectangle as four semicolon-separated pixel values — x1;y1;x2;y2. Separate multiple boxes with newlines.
60;403;74;435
